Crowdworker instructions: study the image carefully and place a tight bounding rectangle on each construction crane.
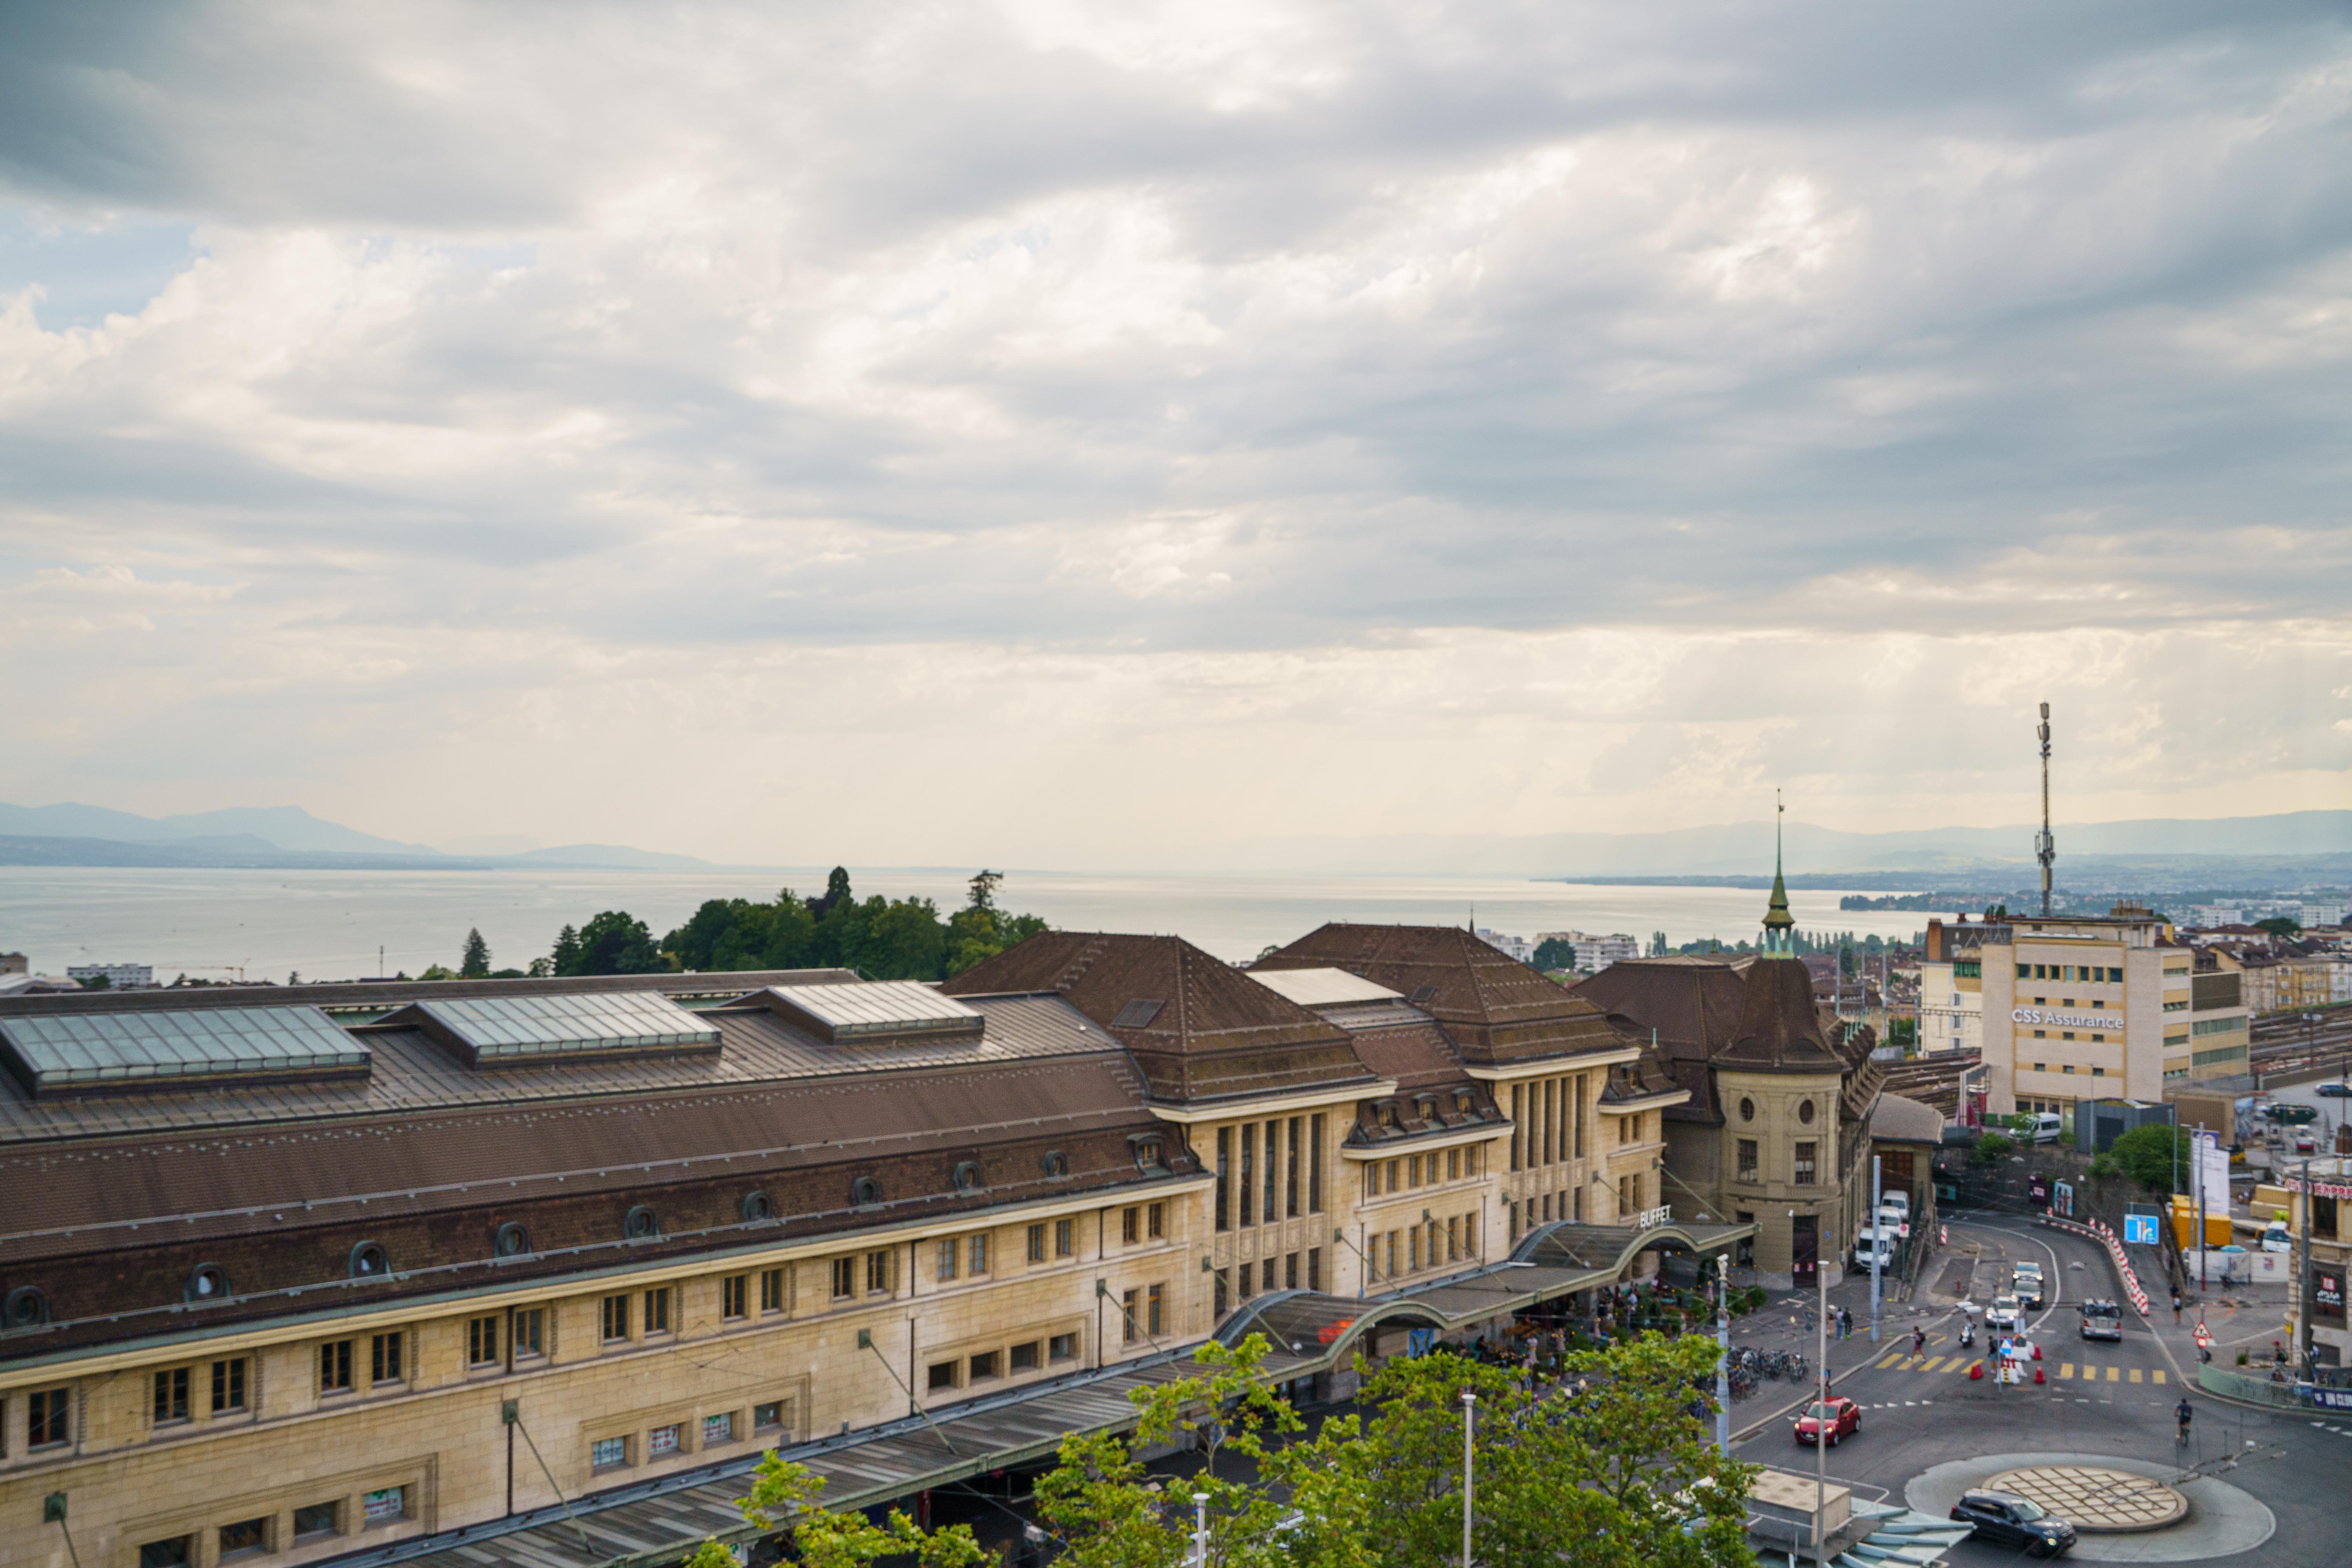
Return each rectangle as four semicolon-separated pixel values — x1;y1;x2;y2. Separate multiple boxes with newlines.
2034;701;2055;918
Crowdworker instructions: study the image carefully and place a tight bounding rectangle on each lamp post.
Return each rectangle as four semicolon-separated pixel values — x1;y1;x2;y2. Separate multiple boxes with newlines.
1461;1390;1477;1568
1715;1251;1731;1453
1190;1492;1209;1568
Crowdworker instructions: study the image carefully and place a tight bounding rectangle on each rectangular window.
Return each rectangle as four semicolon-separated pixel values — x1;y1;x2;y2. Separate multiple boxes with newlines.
1408;1154;1423;1188
937;1238;960;1281
1409;1229;1422;1272
292;1503;339;1540
1239;1260;1254;1298
1737;1138;1759;1181
703;1411;736;1446
1309;1113;1326;1212
722;1274;748;1319
1027;1223;1047;1263
1307;1247;1322;1291
2316;1195;2339;1239
1011;1340;1041;1371
971;1350;1001;1380
218;1518;269;1559
1466;1212;1479;1258
1542;1078;1557;1165
754;1400;786;1431
372;1331;405;1384
928;1361;958;1392
1447;1217;1460;1262
154;1367;189;1424
1793;1142;1817;1185
970;1233;990;1274
1122;1206;1141;1245
831;1257;855;1299
1240;1123;1257;1225
1364;1164;1377;1202
28;1387;70;1448
591;1436;629;1471
1147;1202;1164;1239
866;1249;892;1294
1123;1287;1141;1343
760;1268;785;1313
1386;1231;1398;1277
211;1357;246;1414
1282;1252;1296;1289
1215;1268;1230;1318
468;1314;500;1366
1050;1331;1079;1361
1387;1158;1400;1193
1286;1116;1302;1216
601;1294;631;1341
1216;1126;1232;1232
1573;1075;1586;1158
1510;1084;1525;1170
645;1287;671;1334
1148;1282;1165;1336
320;1338;353;1393
515;1308;545;1358
362;1486;408;1524
1054;1218;1074;1258
1447;1147;1461;1181
647;1422;682;1458
1264;1118;1280;1221
139;1539;191;1568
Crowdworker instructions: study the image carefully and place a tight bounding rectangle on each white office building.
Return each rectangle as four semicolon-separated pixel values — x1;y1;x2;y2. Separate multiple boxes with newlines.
67;962;154;990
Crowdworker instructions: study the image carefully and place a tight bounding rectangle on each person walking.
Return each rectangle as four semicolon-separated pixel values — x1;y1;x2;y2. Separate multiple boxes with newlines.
2172;1289;2182;1325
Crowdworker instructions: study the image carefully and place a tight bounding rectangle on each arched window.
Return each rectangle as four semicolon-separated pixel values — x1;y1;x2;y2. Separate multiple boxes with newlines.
849;1176;882;1207
184;1264;229;1303
951;1161;983;1193
348;1241;390;1279
3;1285;49;1328
624;1205;661;1240
1040;1151;1070;1179
742;1190;775;1221
494;1222;532;1258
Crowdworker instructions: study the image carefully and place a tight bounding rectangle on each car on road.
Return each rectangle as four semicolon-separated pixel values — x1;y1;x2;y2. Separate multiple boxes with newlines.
2261;1221;2292;1253
2319;1082;2352;1098
1987;1294;2025;1332
1950;1489;2077;1557
1876;1202;1911;1239
1793;1396;1860;1447
1853;1228;1897;1272
2079;1299;2122;1341
2013;1263;2046;1308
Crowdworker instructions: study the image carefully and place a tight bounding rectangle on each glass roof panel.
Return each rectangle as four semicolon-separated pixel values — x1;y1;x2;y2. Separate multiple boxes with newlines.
413;991;720;1056
0;1005;370;1091
762;980;981;1038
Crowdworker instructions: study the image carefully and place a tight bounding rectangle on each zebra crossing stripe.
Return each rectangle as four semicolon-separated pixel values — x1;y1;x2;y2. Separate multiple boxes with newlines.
2058;1364;2074;1379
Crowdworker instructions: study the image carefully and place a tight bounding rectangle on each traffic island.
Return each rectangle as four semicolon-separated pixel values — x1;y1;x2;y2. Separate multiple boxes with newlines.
1982;1466;2187;1532
1906;1452;2276;1562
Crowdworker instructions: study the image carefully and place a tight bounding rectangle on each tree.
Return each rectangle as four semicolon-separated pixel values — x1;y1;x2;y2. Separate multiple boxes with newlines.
418;963;457;981
550;924;581;974
287;970;301;986
683;1450;984;1568
460;927;492;978
563;911;664;975
809;866;854;921
78;973;111;991
1971;1131;2016;1165
526;957;552;978
967;869;1002;912
2255;916;2301;936
1650;930;1668;957
2109;1123;2189;1192
1533;936;1578;973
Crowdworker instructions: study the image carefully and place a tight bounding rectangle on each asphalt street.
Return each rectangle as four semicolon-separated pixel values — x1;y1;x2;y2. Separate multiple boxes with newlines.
1726;1215;2350;1564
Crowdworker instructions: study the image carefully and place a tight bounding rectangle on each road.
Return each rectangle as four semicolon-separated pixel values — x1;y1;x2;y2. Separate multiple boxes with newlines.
1729;1215;2351;1564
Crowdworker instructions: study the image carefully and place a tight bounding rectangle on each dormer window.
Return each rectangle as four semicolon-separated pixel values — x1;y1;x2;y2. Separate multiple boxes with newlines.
952;1161;984;1193
1041;1150;1070;1179
624;1205;661;1239
1380;1103;1402;1131
849;1177;883;1207
348;1242;389;1279
1131;1135;1165;1173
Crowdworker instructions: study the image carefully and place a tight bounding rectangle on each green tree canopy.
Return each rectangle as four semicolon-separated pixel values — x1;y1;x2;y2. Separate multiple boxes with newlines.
1533;936;1578;972
2109;1123;2189;1191
549;924;581;974
652;871;1047;982
2254;916;2301;936
561;911;664;975
459;927;491;978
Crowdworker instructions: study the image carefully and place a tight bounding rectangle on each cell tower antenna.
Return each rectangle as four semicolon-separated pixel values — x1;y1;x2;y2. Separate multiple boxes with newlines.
2034;701;2054;917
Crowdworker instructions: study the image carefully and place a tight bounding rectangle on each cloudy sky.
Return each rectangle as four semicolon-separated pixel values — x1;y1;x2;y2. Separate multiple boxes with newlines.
3;1;2349;868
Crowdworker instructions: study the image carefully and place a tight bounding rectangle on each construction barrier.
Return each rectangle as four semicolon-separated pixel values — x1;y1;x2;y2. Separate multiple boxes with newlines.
2040;1214;2151;1318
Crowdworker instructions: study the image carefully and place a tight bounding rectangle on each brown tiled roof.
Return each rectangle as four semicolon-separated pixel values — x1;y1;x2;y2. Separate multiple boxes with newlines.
1253;924;1626;1067
1571;957;1747;1060
1715;958;1847;1073
942;932;1375;1106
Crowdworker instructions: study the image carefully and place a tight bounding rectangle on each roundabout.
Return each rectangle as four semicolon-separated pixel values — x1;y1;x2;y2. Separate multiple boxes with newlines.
1906;1452;2275;1562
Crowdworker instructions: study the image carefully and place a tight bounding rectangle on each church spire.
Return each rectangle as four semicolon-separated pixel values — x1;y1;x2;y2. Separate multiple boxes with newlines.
1762;790;1795;957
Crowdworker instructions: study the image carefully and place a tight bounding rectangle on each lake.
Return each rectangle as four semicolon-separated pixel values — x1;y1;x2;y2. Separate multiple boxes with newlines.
0;866;1958;982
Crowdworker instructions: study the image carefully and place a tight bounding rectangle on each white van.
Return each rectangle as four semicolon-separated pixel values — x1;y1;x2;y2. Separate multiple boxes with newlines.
2030;1112;2063;1145
1853;1228;1898;1272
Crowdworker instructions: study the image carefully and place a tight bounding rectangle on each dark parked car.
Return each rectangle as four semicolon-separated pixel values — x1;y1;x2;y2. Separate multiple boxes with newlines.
2318;1082;2352;1098
1950;1489;2076;1557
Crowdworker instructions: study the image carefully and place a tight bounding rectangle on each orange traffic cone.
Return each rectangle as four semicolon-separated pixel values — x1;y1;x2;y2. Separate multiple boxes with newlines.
2034;1364;2045;1385
1968;1361;1984;1379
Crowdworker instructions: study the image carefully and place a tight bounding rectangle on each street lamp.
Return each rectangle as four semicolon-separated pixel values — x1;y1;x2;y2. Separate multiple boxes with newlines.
1460;1390;1477;1568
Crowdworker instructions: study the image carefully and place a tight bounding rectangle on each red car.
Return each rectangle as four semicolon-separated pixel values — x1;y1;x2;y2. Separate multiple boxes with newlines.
1793;1397;1860;1446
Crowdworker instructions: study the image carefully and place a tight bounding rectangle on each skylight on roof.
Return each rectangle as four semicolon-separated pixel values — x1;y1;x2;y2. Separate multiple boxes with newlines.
1112;998;1166;1029
1248;969;1400;1009
0;1006;370;1098
751;981;983;1044
391;992;721;1065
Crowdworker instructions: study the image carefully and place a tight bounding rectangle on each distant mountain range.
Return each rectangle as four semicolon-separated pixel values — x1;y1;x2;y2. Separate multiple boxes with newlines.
0;803;718;872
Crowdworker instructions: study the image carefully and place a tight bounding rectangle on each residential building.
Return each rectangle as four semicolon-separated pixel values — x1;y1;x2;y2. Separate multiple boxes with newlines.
2281;1160;2351;1374
1473;927;1534;964
1535;931;1641;973
1915;915;1992;1057
65;962;153;990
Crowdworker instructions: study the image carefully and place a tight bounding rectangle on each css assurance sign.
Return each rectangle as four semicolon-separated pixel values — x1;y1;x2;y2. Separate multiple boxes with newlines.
2011;1008;2118;1031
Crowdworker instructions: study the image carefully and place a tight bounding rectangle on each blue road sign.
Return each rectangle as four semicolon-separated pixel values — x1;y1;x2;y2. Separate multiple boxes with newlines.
2124;1214;2159;1246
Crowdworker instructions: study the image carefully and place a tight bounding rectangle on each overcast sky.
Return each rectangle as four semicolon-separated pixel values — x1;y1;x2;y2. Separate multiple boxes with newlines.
3;2;2348;868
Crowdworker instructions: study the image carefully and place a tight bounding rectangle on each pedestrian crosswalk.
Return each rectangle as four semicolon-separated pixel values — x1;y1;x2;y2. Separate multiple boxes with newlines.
1868;1352;2164;1383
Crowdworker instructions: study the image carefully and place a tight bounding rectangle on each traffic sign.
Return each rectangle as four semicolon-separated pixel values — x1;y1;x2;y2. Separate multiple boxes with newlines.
2195;1321;2212;1348
2124;1213;2159;1246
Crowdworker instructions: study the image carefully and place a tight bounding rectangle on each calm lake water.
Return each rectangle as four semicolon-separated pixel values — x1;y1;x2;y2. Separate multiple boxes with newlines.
0;867;1956;982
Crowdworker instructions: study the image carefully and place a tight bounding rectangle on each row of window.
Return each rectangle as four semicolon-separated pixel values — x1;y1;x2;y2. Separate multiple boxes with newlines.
1211;1247;1325;1317
590;1401;788;1473
1736;1097;1818;1125
1366;1214;1478;1283
2019;963;2120;982
1510;1188;1584;1236
136;1488;410;1568
2027;1030;2110;1044
2025;1062;2110;1078
926;1333;1082;1395
1734;1138;1817;1184
1212;1114;1329;1231
1360;1144;1481;1201
1508;1074;1586;1171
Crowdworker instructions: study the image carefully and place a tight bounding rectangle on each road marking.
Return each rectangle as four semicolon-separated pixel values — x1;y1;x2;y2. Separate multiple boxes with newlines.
1878;1355;1903;1370
2106;1365;2119;1382
2153;1370;2166;1385
2130;1368;2143;1383
2058;1363;2074;1379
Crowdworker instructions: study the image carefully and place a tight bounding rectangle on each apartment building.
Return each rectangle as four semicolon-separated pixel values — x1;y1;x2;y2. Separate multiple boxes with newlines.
1916;915;1994;1057
2281;1160;2352;1374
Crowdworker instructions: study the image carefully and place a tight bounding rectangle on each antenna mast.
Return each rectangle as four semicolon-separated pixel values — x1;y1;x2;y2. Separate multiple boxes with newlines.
2034;701;2054;917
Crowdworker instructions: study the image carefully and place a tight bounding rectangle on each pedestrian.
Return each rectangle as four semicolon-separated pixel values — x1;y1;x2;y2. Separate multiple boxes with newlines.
1842;1305;1853;1339
2172;1289;2182;1325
